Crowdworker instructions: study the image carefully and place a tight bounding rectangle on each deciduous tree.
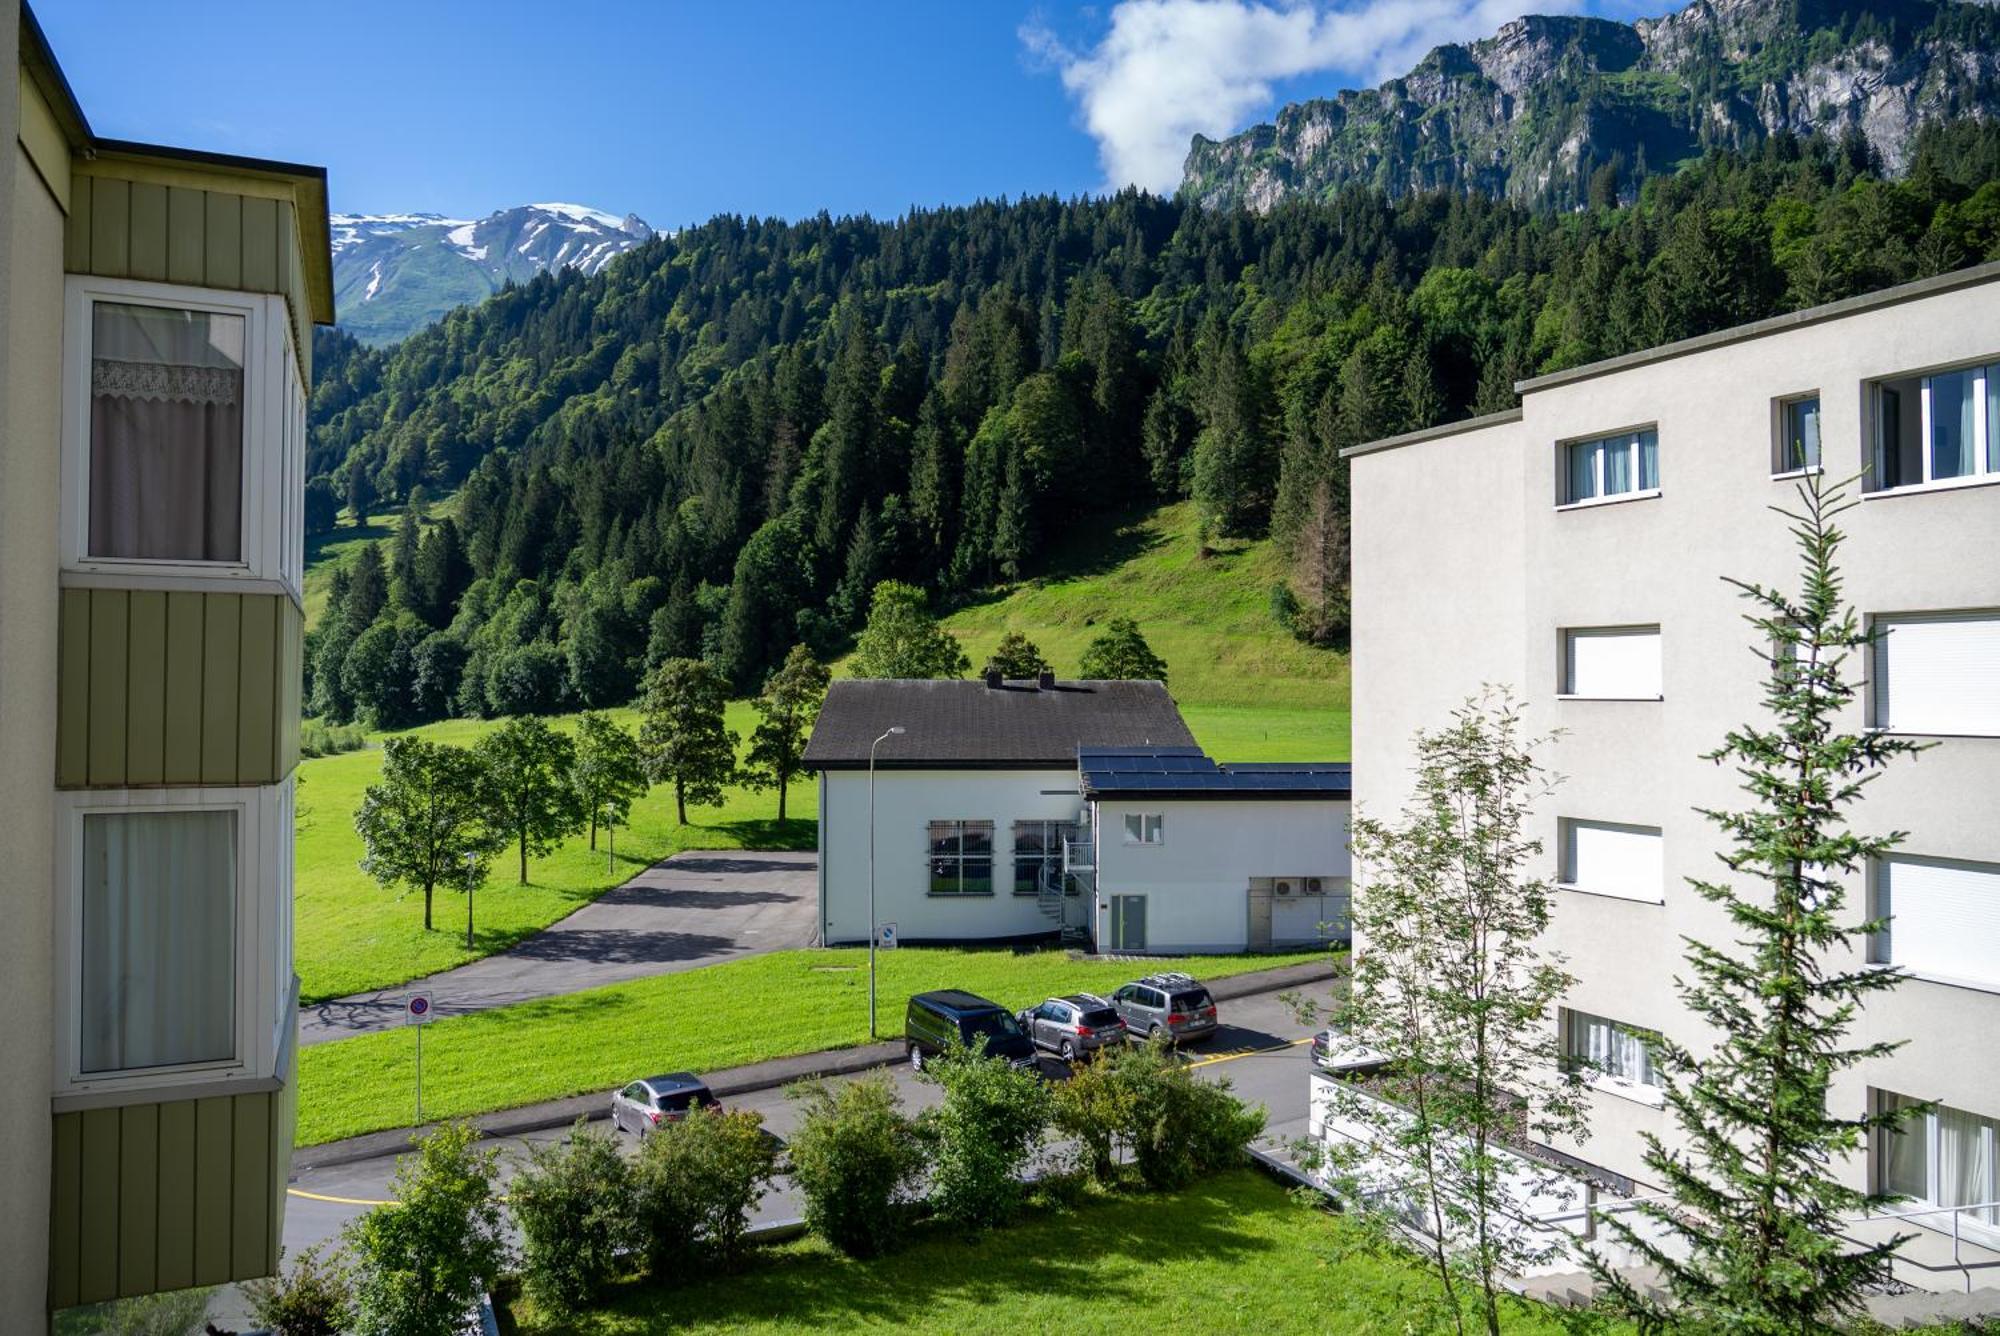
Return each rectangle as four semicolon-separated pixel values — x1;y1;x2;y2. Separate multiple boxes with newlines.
639;658;739;825
849;580;969;680
986;630;1050;679
474;716;585;884
571;712;649;850
742;645;829;822
354;736;499;932
1077;616;1167;683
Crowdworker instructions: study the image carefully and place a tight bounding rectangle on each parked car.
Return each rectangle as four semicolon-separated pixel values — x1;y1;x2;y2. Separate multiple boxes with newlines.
905;989;1040;1070
610;1072;718;1135
1310;1027;1389;1075
1017;993;1127;1062
1111;972;1219;1045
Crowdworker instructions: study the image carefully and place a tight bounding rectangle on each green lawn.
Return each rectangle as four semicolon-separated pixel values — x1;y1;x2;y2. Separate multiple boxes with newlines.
925;501;1350;714
296;702;811;1003
296;946;1328;1146
503;1169;1596;1335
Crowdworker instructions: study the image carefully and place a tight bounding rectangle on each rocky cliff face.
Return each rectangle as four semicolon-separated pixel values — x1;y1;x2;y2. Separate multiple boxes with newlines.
331;202;654;346
1181;0;2000;211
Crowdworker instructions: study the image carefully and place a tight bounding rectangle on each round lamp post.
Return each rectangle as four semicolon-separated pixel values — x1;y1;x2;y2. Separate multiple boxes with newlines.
868;725;905;1037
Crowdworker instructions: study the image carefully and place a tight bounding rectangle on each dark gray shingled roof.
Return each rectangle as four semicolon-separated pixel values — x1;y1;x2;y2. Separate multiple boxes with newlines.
804;679;1197;770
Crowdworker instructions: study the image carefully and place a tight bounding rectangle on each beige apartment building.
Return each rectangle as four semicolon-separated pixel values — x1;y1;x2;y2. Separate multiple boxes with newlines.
4;4;330;1325
1348;262;2000;1278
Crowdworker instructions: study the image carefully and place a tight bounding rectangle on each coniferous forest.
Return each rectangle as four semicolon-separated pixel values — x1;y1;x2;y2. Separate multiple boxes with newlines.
305;124;2000;728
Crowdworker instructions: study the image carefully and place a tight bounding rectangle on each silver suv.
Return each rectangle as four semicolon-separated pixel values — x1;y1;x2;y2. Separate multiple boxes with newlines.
1111;972;1219;1046
1018;993;1127;1062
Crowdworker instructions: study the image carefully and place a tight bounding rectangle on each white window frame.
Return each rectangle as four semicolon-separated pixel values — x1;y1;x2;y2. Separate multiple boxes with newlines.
61;275;306;599
1868;853;2000;994
52;781;292;1097
1123;812;1164;846
1558;625;1663;700
1560;1008;1666;1108
1557;817;1665;904
1556;425;1661;510
1868;610;2000;738
1866;360;2000;498
1873;1090;2000;1249
1772;391;1823;479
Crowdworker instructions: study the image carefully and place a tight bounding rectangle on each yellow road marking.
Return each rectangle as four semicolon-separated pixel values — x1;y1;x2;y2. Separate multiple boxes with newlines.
288;1187;396;1206
1185;1035;1313;1069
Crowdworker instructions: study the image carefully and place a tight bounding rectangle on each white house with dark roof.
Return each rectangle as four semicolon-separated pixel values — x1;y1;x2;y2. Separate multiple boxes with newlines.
803;673;1351;953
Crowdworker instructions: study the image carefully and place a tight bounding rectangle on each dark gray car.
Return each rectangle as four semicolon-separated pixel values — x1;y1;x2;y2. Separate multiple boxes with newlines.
1018;993;1127;1062
1111;972;1219;1045
610;1072;718;1135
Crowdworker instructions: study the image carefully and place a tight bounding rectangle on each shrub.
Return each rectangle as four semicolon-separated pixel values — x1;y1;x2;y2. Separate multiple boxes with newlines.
1119;1038;1265;1190
786;1073;928;1258
52;1288;213;1336
918;1042;1052;1229
299;719;367;757
632;1108;779;1279
508;1120;638;1313
1049;1049;1138;1185
344;1121;509;1336
242;1245;351;1335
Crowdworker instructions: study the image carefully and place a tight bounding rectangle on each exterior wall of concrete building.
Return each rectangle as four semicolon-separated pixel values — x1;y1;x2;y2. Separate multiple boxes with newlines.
1091;797;1351;953
1348;265;2000;1229
818;768;1088;945
2;42;69;1333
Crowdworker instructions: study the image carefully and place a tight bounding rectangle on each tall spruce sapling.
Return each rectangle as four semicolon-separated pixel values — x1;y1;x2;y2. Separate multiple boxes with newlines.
639;657;740;825
1329;690;1585;1336
1588;474;1928;1332
474;715;586;885
742;644;830;822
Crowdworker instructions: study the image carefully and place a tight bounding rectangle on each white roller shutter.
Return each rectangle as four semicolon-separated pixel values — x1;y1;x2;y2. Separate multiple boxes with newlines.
1564;627;1663;698
1873;612;2000;735
1878;856;2000;989
1562;820;1663;903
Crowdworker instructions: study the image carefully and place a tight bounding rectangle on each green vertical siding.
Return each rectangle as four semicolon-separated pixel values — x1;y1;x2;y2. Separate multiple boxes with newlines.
49;1083;290;1309
56;590;299;788
66;167;313;375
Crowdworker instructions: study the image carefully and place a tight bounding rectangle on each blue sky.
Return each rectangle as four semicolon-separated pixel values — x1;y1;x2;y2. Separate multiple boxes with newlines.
39;0;1657;226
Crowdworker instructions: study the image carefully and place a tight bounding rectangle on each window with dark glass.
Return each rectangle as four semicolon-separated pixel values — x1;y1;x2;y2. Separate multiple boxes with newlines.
1869;362;2000;491
1012;820;1065;895
928;820;994;895
1562;427;1659;505
1776;395;1821;474
88;301;246;562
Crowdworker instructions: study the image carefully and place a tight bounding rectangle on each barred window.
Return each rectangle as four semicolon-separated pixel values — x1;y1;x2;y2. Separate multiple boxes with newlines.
1012;820;1065;896
928;820;994;895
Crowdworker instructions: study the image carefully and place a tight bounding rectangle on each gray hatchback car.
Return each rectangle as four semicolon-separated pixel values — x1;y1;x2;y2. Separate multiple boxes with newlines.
1111;972;1219;1045
1018;993;1127;1062
610;1072;718;1135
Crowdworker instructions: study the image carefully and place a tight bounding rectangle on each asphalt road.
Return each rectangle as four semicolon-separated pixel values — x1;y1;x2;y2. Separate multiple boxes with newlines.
300;851;819;1045
280;985;1324;1255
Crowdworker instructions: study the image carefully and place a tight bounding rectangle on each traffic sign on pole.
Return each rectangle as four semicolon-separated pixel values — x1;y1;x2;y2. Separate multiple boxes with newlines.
409;992;432;1123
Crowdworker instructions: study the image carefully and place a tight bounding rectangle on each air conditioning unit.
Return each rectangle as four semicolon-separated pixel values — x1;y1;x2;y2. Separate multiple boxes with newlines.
1274;879;1296;897
1304;877;1324;895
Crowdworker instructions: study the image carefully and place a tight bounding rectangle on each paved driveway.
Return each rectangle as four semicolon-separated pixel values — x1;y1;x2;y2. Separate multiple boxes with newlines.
301;850;818;1045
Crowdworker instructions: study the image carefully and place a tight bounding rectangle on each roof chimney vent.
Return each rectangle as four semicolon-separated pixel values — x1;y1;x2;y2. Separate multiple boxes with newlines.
1037;669;1056;690
984;666;1003;689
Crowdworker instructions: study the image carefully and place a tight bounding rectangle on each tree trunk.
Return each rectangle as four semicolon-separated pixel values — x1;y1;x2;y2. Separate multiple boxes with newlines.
518;827;528;884
676;777;688;826
424;881;434;931
777;771;788;822
589;807;598;850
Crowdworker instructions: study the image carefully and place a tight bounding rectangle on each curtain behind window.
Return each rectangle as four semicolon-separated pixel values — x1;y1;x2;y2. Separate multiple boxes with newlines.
89;302;245;562
1939;1105;1999;1224
80;810;236;1073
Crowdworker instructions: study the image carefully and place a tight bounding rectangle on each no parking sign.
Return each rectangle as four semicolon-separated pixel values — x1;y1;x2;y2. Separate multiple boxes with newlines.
408;992;432;1122
407;992;432;1023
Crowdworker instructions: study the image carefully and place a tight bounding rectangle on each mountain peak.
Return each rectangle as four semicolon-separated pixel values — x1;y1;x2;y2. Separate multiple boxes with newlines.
330;202;656;345
1180;0;2000;212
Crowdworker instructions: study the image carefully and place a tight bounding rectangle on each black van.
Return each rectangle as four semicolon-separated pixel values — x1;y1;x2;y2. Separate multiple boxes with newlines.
905;990;1040;1070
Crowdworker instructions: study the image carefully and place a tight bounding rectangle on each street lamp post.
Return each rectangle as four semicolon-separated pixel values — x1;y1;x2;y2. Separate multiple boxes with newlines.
868;725;905;1037
465;850;476;950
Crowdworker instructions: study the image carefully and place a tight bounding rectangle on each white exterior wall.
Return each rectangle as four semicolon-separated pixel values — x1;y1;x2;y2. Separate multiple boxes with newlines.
2;49;67;1327
1349;272;2000;1227
818;768;1085;945
1092;798;1350;953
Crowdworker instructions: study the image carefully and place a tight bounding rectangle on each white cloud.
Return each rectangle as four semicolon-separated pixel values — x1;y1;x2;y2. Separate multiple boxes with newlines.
1025;0;1573;194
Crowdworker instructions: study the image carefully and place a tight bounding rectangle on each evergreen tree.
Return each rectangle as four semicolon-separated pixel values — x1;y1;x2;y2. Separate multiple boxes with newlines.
473;716;586;885
347;543;390;627
849;580;970;679
741;645;830;822
1077;617;1167;683
987;631;1050;679
355;737;500;932
1590;477;1928;1331
570;713;649;851
390;508;423;601
638;658;739;825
